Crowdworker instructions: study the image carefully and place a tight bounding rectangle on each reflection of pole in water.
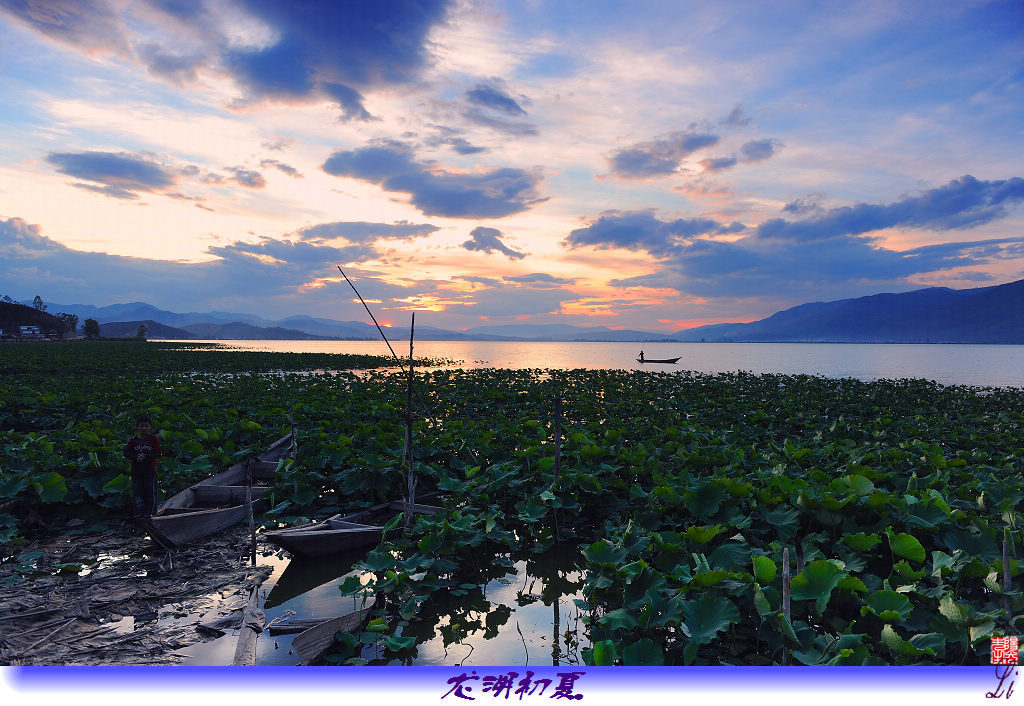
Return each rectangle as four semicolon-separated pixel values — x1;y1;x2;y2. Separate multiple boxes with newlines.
552;594;560;665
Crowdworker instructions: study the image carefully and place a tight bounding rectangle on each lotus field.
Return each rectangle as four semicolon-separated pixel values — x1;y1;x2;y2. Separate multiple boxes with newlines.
1;341;1022;665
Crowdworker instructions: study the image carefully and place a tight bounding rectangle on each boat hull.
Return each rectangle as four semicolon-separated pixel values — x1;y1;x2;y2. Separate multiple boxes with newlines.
148;432;293;547
263;501;442;558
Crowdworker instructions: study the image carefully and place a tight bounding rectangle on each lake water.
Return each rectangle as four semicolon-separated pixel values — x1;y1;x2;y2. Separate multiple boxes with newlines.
177;340;1024;388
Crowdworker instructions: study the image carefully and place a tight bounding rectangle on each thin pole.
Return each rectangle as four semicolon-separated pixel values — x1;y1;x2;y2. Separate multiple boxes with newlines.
405;312;416;529
1004;530;1012;627
782;547;791;666
336;266;442;431
337;266;400;361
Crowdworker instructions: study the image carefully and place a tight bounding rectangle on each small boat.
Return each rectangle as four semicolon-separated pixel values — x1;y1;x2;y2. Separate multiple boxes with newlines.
637;356;681;364
263;499;442;558
290;596;377;663
146;432;294;547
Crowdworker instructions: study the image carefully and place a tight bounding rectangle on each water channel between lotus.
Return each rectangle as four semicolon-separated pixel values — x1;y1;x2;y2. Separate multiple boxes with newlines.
174;543;589;666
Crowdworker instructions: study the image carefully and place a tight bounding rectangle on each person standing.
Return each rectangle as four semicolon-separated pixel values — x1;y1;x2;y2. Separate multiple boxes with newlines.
125;414;161;517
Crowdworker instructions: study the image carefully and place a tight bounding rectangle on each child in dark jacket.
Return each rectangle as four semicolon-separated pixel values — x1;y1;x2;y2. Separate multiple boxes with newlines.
125;414;161;517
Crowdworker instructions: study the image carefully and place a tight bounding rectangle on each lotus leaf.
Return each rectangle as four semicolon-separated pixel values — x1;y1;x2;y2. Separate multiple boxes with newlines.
889;531;926;563
790;560;844;614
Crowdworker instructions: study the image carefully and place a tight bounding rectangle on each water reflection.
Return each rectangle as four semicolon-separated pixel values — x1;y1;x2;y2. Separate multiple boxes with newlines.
175;544;590;666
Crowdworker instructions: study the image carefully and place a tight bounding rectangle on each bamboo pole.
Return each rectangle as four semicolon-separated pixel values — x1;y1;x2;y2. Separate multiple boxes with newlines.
1004;530;1012;627
405;312;416;529
246;457;256;567
782;547;791;666
553;396;562;483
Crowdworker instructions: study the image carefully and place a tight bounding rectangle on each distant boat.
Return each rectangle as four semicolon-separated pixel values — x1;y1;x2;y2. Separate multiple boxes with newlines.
637;356;681;364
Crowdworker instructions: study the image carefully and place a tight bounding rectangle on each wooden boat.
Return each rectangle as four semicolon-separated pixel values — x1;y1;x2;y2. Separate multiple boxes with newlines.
263;499;442;558
146;432;293;547
290;596;377;663
637;356;681;364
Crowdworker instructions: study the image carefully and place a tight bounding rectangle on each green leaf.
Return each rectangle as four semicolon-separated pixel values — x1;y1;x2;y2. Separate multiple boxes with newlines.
889;532;926;563
622;638;664;666
365;618;388;632
383;634;417;651
842;532;881;551
881;625;935;656
680;593;740;664
592;639;617;666
598;608;636;632
0;474;29;499
861;590;913;622
790;560;844;614
752;556;777;584
681;524;726;544
583;540;627;566
938;595;968;627
31;472;67;503
102;474;131;493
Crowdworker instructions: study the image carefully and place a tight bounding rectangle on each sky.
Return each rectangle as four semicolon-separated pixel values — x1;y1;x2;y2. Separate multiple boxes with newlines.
0;0;1022;332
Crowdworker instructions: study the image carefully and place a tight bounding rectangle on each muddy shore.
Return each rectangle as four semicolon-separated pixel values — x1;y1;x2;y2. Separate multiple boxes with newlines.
0;521;274;665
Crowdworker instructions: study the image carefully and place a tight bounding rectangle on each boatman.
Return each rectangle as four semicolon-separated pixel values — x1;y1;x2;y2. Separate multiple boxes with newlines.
125;414;161;517
638;350;645;363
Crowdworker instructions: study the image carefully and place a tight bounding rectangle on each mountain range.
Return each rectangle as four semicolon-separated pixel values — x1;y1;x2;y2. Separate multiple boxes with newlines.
37;278;1024;343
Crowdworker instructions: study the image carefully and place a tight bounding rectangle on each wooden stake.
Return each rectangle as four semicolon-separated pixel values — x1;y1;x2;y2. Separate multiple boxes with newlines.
405;312;416;529
782;547;791;666
1004;530;1012;627
782;547;791;621
246;457;256;567
553;396;562;483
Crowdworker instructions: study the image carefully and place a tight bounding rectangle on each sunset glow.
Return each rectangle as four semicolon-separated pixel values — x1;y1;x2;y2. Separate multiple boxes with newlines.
0;1;1021;333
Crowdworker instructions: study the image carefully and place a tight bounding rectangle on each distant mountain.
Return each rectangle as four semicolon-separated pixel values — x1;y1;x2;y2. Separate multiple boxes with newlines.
99;320;197;339
676;279;1024;343
181;322;333;340
39;278;1024;343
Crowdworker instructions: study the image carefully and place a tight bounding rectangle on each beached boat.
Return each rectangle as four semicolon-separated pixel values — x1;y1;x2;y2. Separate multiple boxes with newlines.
637;356;681;364
263;499;442;558
147;432;293;547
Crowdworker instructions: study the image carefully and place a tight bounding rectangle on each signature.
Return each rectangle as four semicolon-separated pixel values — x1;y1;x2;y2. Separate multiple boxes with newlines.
987;665;1018;699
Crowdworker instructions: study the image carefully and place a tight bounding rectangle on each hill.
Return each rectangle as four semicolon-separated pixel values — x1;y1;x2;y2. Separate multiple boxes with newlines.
94;320;197;339
676;279;1024;343
0;301;69;337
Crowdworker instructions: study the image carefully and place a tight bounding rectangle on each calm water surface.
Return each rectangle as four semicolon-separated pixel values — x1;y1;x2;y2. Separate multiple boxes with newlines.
178;340;1024;388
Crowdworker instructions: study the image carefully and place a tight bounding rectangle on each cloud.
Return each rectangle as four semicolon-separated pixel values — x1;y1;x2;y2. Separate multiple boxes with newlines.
740;138;783;161
699;156;738;172
504;273;575;286
720;105;751;127
783;193;827;215
322;82;372;122
0;0;129;55
1;1;452;119
700;138;783;173
259;159;303;177
46;151;177;199
568;176;1024;300
465;79;527;116
462;226;526;260
0;216;573;323
756;175;1024;242
297;221;438;243
322;141;546;218
608;129;720;179
226;167;266;189
222;1;450;115
564;210;745;256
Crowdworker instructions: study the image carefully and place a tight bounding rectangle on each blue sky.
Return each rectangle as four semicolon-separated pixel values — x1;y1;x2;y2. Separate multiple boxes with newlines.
0;0;1021;331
